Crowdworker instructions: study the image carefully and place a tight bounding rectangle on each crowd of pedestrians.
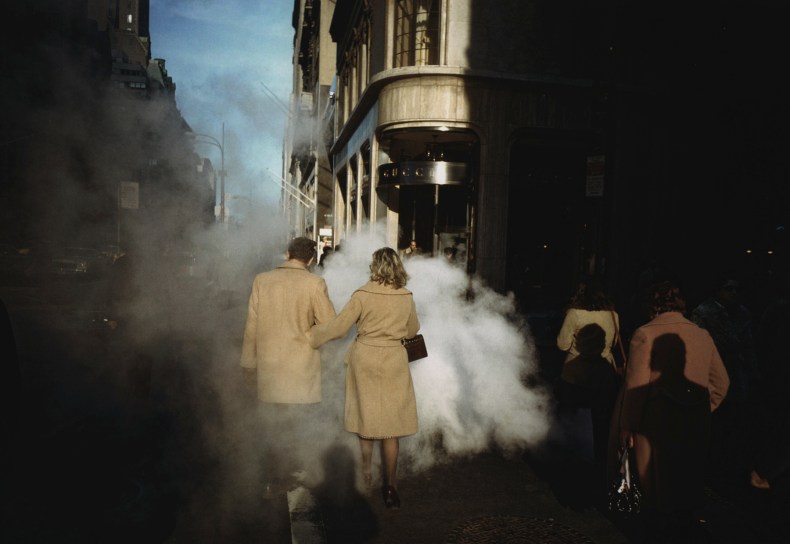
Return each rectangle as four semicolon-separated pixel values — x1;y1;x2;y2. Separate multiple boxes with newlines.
237;235;789;539
554;270;790;542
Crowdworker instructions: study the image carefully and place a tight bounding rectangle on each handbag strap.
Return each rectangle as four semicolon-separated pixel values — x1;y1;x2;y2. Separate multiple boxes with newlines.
612;309;630;438
611;310;627;369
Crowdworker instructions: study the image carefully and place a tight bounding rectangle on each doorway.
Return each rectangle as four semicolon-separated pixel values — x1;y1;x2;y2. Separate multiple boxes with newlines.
506;138;591;311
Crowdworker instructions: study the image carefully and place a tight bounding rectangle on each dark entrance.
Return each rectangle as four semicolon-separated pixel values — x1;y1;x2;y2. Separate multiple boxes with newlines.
506;138;595;312
377;128;478;270
397;183;471;266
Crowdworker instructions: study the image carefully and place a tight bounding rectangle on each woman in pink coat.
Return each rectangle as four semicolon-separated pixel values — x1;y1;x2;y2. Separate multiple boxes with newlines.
618;280;730;535
309;247;420;509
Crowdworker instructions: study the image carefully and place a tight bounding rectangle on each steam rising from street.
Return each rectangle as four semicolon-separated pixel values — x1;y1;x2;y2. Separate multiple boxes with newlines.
245;230;554;482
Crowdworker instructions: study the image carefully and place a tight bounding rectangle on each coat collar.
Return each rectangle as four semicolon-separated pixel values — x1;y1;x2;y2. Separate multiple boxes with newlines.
645;311;690;326
355;281;412;296
276;259;309;271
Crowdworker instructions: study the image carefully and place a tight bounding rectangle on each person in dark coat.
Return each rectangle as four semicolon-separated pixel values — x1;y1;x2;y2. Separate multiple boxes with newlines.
749;273;790;490
559;323;619;500
1;299;21;464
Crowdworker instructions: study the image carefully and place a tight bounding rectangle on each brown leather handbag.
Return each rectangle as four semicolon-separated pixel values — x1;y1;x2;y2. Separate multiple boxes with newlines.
402;334;428;362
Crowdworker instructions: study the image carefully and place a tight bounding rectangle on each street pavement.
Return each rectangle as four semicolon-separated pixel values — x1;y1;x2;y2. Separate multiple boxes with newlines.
2;284;789;543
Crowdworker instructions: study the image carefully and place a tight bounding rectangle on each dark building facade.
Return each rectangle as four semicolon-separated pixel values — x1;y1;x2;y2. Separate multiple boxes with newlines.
313;0;788;316
1;0;212;257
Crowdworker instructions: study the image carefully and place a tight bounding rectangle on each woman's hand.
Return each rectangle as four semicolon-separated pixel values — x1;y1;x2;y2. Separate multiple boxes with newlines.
620;429;634;449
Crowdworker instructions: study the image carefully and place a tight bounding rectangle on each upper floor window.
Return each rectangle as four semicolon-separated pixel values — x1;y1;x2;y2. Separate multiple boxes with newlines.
394;0;440;68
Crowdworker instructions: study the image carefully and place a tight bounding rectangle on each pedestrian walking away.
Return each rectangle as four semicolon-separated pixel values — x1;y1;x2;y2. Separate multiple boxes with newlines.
617;280;730;541
308;247;420;510
240;236;336;495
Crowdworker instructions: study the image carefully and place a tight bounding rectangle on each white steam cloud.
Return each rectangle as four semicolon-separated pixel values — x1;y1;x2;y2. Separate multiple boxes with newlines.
198;226;552;497
313;231;553;477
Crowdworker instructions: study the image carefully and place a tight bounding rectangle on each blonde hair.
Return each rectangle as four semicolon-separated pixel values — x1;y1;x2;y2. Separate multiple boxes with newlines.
369;247;409;289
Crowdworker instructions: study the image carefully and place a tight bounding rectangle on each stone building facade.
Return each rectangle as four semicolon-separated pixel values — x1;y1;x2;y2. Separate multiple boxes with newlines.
322;0;610;308
289;0;789;312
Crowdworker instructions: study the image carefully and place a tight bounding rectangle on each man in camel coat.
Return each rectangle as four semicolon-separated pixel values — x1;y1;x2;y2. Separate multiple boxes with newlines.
241;236;336;492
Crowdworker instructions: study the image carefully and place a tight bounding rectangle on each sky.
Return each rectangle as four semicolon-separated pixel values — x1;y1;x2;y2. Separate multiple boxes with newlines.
149;0;295;212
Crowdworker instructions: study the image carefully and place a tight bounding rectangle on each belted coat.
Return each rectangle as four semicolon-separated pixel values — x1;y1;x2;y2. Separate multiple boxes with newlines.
309;281;420;438
241;260;336;403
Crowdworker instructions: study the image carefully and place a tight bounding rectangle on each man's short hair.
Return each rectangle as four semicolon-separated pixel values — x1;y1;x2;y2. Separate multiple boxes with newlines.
288;237;317;263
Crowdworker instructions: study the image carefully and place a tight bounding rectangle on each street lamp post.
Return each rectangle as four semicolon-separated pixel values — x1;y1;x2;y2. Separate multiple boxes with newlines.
187;124;226;224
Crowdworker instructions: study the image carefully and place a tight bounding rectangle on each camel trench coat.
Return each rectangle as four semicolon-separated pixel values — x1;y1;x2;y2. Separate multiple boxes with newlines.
309;281;420;438
241;260;336;403
618;311;730;511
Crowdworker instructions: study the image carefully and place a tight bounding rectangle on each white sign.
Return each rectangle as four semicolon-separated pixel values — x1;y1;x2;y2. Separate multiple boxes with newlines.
119;181;139;209
585;155;605;197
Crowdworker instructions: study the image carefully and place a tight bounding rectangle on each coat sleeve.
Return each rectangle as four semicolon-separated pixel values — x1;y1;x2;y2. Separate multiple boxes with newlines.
240;283;259;369
556;310;576;352
308;295;362;348
620;328;652;431
406;296;420;338
706;335;730;411
312;278;336;325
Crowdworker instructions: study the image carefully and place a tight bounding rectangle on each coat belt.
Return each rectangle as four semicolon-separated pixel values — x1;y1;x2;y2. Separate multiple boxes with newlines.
356;337;403;347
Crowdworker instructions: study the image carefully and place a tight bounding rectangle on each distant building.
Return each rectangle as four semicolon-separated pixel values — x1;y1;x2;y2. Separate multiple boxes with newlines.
108;0;151;68
286;0;338;243
2;0;209;250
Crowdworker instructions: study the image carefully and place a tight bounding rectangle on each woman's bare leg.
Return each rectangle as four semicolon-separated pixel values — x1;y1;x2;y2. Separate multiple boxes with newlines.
382;437;399;488
359;437;374;486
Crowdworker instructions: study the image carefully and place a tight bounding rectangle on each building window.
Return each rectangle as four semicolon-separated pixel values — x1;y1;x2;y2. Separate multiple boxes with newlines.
394;0;440;68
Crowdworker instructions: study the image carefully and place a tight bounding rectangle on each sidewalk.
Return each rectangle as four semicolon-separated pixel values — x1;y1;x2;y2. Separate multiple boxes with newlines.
280;447;787;544
283;451;627;544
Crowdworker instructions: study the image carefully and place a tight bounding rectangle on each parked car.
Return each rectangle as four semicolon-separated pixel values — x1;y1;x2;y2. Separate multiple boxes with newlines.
51;247;111;278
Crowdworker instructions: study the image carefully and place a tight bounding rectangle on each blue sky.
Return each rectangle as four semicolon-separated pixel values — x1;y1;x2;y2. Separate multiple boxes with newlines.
149;0;294;207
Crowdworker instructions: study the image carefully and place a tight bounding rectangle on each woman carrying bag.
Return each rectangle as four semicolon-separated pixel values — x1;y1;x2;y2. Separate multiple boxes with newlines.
613;281;730;538
556;277;622;502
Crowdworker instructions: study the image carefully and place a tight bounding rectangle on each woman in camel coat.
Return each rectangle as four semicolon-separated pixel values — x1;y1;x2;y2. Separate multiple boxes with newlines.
618;280;729;528
309;247;420;509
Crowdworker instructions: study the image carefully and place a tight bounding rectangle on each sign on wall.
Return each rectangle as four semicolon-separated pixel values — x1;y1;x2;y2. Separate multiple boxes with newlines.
585;155;605;197
119;181;139;209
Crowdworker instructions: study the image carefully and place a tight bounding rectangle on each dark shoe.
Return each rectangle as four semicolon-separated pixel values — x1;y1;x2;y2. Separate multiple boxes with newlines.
383;485;400;509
